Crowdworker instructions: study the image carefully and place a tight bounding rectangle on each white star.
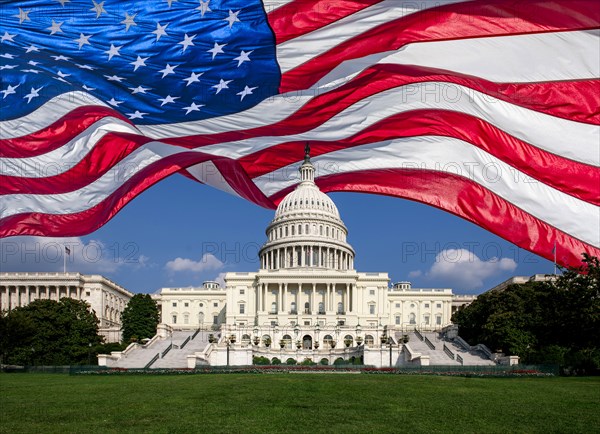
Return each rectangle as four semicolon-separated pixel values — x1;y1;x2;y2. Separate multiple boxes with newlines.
0;65;17;70
158;95;179;106
21;69;40;74
182;102;204;115
55;0;70;6
47;20;63;35
237;85;257;101
107;98;123;106
207;42;226;60
224;10;240;29
158;64;177;78
56;70;71;78
74;34;92;50
104;74;125;82
14;8;31;24
212;79;232;94
121;13;137;32
0;53;17;59
164;0;177;7
82;85;96;91
24;86;43;103
28;60;40;66
1;84;20;99
178;34;196;52
233;50;252;67
76;63;95;70
90;1;107;19
52;55;70;61
197;0;211;17
105;44;122;61
183;72;203;87
129;85;151;94
1;32;16;43
127;110;147;120
130;56;148;71
25;45;39;53
152;23;168;41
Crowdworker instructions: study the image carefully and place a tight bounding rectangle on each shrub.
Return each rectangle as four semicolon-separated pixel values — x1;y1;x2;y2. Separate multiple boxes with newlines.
271;357;281;365
319;358;329;365
285;358;297;365
252;356;270;365
300;358;316;366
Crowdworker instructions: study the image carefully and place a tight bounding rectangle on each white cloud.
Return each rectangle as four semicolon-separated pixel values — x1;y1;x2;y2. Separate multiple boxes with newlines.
418;249;517;290
165;253;224;273
408;270;422;278
213;272;227;287
0;236;148;275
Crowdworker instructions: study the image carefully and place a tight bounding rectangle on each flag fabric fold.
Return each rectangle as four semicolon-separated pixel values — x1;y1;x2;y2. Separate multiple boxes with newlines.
0;0;599;270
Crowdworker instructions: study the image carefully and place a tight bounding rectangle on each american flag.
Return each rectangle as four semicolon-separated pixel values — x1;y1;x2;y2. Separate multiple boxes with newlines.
1;0;599;270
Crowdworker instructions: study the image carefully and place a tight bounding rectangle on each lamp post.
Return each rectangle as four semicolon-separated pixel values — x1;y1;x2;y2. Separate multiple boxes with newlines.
88;342;92;366
387;337;393;367
226;336;231;367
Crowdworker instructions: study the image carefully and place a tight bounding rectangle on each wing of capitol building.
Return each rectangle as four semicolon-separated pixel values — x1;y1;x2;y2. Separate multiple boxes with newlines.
2;150;535;368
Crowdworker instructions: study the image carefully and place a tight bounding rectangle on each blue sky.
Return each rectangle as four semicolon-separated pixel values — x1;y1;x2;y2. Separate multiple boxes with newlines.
0;172;555;295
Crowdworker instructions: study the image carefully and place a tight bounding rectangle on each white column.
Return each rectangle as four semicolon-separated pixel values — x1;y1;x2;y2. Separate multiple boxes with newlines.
283;283;287;313
278;283;283;313
312;283;316;314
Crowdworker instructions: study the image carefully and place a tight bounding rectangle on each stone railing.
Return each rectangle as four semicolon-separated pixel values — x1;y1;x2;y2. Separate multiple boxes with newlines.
424;336;436;350
443;344;455;360
414;329;424;341
456;354;464;365
453;336;472;351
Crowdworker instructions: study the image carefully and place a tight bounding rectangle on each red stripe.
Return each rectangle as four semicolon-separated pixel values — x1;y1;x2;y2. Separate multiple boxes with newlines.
4;64;596;161
0;106;129;158
268;169;600;270
3;66;597;203
267;0;383;44
278;0;600;92
0;153;273;238
236;110;599;205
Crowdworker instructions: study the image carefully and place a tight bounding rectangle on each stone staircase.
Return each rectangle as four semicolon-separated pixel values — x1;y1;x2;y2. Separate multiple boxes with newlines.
152;330;211;369
406;331;495;366
110;329;210;369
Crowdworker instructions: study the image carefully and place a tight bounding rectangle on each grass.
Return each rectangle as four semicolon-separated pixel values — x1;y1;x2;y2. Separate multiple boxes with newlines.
1;374;599;434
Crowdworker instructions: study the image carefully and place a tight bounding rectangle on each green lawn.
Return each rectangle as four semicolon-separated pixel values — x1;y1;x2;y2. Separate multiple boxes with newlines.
1;374;598;433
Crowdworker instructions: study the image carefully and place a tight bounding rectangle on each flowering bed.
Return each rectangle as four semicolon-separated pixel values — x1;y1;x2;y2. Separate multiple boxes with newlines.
71;365;556;376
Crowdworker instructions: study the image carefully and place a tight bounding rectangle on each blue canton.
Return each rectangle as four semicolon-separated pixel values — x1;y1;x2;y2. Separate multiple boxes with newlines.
0;0;280;124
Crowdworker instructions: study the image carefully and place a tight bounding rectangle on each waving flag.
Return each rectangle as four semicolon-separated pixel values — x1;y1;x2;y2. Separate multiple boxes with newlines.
0;0;599;270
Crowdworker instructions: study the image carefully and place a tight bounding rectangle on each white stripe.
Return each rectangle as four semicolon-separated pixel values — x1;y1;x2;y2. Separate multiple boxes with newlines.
185;161;242;198
0;141;184;218
253;137;600;247
277;0;465;73
0;117;138;177
316;30;600;88
6;81;596;179
197;83;600;166
263;0;295;13
4;134;597;248
0;92;111;139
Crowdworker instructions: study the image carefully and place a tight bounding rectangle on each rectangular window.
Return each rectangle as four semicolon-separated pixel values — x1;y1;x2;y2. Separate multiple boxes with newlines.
395;303;400;308
271;320;278;327
172;315;177;324
184;302;189;307
369;289;375;295
425;303;430;308
424;315;430;325
304;320;311;326
369;304;375;315
214;302;218;307
239;304;245;314
395;315;401;325
184;315;189;324
213;315;218;325
172;302;177;307
85;291;91;296
239;289;245;295
436;316;442;325
437;303;442;309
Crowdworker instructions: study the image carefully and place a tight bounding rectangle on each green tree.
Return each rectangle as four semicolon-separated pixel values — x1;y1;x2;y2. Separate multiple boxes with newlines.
2;298;102;365
121;294;159;343
452;254;600;374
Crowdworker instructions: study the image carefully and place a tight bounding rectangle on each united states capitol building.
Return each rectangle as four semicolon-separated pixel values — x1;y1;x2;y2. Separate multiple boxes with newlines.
144;152;494;368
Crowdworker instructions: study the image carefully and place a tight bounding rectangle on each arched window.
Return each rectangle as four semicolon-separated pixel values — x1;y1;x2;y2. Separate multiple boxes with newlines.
271;302;277;314
304;301;310;314
292;226;295;235
285;226;289;236
241;334;251;346
282;334;292;349
409;313;416;324
319;225;323;235
365;334;374;347
323;335;333;346
290;301;297;314
337;302;344;314
299;225;302;235
318;302;324;314
326;227;329;236
305;224;309;234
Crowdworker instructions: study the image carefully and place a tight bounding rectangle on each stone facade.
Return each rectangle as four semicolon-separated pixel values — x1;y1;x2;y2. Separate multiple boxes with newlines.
0;272;133;342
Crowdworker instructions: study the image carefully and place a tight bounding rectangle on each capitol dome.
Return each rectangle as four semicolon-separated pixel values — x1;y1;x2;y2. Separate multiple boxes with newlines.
259;148;355;271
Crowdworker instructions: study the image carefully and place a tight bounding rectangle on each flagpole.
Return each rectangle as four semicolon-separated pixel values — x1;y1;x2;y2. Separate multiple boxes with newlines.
63;246;67;274
553;240;557;275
